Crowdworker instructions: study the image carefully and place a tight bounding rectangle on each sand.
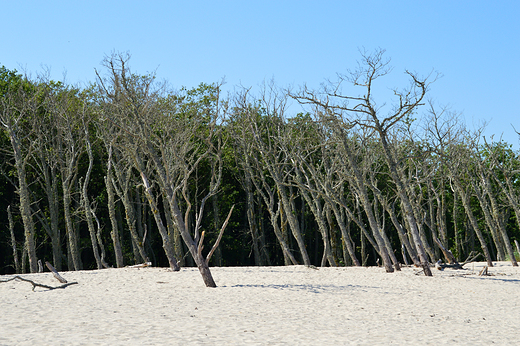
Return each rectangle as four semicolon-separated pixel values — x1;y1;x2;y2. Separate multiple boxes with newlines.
0;262;518;345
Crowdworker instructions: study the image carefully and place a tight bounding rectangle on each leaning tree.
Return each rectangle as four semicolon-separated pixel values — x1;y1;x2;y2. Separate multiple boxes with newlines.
292;49;434;275
95;53;233;287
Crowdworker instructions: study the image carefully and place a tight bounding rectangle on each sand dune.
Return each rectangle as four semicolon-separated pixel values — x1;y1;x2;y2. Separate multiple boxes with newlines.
1;262;518;345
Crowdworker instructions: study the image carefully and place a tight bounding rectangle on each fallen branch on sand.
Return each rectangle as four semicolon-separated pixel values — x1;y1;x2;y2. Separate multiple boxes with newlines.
45;261;68;283
126;262;152;268
0;276;78;291
461;252;482;267
431;252;484;272
478;266;489;276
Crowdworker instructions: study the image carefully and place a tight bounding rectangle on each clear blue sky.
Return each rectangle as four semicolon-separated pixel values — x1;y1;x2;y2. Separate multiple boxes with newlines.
2;1;519;147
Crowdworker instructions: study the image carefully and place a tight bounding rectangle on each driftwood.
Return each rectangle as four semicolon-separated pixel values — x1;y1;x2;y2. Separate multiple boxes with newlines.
434;251;484;271
461;251;482;266
45;261;68;283
433;237;459;265
127;262;152;268
479;266;489;276
0;276;78;291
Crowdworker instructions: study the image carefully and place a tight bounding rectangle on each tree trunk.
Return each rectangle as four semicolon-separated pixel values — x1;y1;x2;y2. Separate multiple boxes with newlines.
10;133;38;273
277;185;311;266
481;175;517;266
328;201;360;266
82;181;103;269
472;181;506;261
299;187;336;267
452;178;493;266
140;173;180;271
63;181;82;270
36;158;63;271
105;174;124;267
211;193;223;266
168;195;217;285
245;175;262;265
377;134;432;276
8;206;21;274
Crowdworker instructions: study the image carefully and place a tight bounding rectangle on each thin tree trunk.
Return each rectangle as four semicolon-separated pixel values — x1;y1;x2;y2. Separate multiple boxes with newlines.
299;187;336;267
472;181;506;261
140;172;180;271
245;176;262;265
81;178;102;269
167;194;216;286
452;179;493;266
329;201;360;266
105;174;124;267
376;134;432;275
211;194;223;266
8;206;21;274
277;185;311;266
11;134;38;273
36;158;63;270
63;182;82;270
481;175;517;266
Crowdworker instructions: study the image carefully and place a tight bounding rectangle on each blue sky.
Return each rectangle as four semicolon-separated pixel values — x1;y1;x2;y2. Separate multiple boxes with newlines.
2;1;519;147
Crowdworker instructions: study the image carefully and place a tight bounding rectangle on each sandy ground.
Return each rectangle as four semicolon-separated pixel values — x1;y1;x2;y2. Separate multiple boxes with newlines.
0;261;519;345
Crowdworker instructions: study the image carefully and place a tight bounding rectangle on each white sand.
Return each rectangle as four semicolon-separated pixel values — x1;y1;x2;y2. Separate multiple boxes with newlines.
1;262;519;345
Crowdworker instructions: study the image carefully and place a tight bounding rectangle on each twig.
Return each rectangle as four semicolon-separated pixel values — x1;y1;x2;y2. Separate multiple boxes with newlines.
0;276;78;291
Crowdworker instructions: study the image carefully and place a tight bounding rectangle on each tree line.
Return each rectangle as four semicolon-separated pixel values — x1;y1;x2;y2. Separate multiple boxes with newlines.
1;50;519;286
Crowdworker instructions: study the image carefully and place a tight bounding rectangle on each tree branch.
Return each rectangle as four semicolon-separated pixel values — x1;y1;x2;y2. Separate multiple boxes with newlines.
1;276;78;291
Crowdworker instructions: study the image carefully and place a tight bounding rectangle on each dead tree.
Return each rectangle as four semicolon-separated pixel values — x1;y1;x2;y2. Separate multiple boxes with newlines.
476;141;517;266
426;106;493;266
96;53;232;287
29;88;63;270
246;85;311;266
7;206;21;273
0;77;39;273
228;107;270;265
292;49;436;275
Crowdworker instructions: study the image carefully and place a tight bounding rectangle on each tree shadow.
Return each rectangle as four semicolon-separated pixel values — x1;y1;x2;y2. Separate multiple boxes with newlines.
226;283;378;294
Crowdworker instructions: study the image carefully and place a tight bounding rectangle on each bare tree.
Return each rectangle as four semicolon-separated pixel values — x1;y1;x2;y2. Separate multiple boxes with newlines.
7;206;21;273
104;144;125;267
0;78;40;273
292;49;433;275
245;85;311;266
477;140;518;266
228;106;270;265
48;86;85;270
426;106;493;266
31;110;63;270
79;103;109;269
229;93;298;265
96;53;232;287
